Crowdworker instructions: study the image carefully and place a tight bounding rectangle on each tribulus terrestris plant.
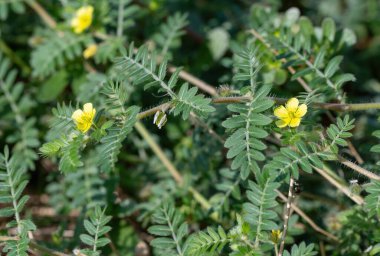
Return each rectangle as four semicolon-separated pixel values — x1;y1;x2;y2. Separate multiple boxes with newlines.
1;0;380;255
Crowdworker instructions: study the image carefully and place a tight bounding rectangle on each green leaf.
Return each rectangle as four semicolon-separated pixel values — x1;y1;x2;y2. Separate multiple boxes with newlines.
0;206;14;217
291;67;313;80
148;202;188;255
37;70;68;102
150;237;175;249
80;234;95;246
208;27;230;61
322;17;336;42
148;225;172;236
324;56;343;78
84;220;97;236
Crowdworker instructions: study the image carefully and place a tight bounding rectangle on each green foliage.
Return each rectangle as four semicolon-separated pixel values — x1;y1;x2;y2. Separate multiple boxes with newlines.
0;146;36;256
136;180;179;223
209;168;241;216
0;0;25;20
49;103;76;136
283;242;317;256
47;151;106;214
185;226;230;256
152;12;188;57
79;206;112;256
265;115;354;180
325;114;355;153
365;181;380;217
97;105;140;172
115;43;215;119
31;31;91;78
335;208;380;255
223;85;273;180
233;44;262;91
59;133;84;172
3;1;380;256
107;0;141;34
0;53;39;170
243;173;280;246
269;22;356;101
148;202;189;255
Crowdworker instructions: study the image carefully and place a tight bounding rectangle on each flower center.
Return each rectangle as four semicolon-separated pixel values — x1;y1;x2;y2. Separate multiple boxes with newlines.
288;111;296;119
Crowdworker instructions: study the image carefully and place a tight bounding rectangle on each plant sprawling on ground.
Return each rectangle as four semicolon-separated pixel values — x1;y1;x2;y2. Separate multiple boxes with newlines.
1;0;380;255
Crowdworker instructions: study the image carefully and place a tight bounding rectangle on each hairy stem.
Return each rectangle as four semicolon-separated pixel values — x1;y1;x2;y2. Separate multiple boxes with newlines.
168;67;218;96
338;156;380;181
313;167;364;205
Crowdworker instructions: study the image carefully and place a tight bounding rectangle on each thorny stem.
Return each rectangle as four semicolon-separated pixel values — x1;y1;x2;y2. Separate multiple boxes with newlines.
338;156;380;181
278;177;295;256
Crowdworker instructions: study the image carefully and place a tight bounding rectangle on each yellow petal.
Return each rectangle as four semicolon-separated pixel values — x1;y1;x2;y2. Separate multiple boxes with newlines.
74;26;83;34
71;17;79;27
83;103;93;114
83;44;97;59
72;109;83;122
76;6;93;17
295;104;307;118
274;106;289;119
276;119;289;128
286;98;299;113
289;118;301;127
77;121;92;133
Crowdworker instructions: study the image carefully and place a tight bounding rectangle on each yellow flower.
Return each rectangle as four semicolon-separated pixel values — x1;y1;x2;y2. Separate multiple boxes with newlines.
83;44;97;59
71;103;96;133
270;229;282;244
274;98;307;128
71;6;94;34
149;0;159;11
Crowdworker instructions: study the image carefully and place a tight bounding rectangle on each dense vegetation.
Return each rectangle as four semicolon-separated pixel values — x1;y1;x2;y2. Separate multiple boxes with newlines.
1;0;380;255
